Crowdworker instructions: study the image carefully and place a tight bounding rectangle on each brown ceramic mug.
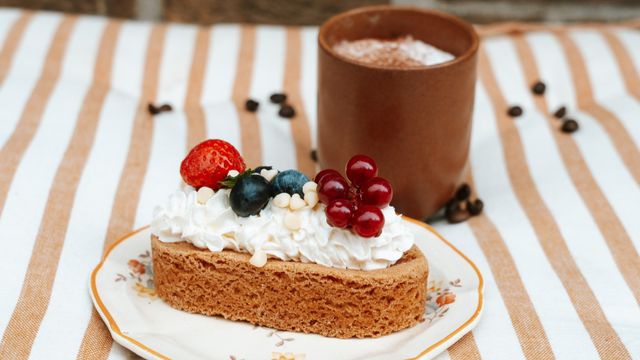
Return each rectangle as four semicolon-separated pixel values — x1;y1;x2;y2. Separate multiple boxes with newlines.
317;5;479;219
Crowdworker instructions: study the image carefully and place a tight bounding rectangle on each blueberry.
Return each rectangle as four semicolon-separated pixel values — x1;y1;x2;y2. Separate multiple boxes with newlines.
271;170;309;196
252;165;273;174
230;175;272;217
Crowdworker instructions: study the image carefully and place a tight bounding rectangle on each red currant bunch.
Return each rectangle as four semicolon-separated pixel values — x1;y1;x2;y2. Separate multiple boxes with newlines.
315;155;393;238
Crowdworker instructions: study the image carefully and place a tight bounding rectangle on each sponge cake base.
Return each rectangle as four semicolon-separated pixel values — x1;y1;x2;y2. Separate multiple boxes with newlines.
151;235;428;338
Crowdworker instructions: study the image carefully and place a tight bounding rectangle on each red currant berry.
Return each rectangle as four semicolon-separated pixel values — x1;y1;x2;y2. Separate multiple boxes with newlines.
361;176;393;207
346;155;378;186
317;175;349;204
353;205;385;238
325;199;354;228
314;169;341;186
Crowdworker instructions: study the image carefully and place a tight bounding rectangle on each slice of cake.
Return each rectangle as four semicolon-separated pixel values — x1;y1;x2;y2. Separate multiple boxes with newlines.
150;139;429;338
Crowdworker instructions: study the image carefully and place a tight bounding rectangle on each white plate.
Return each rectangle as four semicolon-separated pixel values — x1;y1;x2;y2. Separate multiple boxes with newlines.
89;218;483;360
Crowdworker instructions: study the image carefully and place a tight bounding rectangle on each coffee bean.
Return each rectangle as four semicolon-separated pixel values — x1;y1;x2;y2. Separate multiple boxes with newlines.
148;102;173;115
445;198;460;216
245;99;259;112
467;199;484;215
447;208;470;224
278;105;295;118
147;103;160;115
507;105;523;117
455;183;471;201
445;197;457;209
561;118;579;133
310;149;318;162
531;81;546;95
270;93;287;104
159;104;173;112
553;106;567;119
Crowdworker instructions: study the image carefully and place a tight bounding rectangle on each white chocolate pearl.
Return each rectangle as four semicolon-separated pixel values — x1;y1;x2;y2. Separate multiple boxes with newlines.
227;169;240;177
289;193;306;210
250;250;268;267
260;168;278;182
302;181;317;194
196;186;214;204
304;191;319;207
284;212;301;230
273;192;291;208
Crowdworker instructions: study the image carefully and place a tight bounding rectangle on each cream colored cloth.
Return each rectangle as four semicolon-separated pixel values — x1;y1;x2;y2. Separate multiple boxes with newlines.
0;8;638;360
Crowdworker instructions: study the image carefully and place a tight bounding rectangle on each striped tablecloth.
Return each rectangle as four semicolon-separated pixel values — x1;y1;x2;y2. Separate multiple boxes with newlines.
0;7;638;360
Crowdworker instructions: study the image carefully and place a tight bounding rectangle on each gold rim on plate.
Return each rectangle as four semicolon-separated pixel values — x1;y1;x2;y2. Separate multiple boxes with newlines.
90;217;484;360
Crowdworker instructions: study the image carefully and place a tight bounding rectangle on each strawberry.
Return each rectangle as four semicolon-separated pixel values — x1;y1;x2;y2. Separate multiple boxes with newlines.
180;139;246;190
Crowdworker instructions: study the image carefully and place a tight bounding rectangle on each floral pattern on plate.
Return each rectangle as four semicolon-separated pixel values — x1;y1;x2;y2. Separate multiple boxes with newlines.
90;218;483;360
116;250;156;298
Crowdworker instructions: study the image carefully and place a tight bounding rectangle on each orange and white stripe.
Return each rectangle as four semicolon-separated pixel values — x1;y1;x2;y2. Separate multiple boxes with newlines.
252;26;297;171
484;35;639;358
0;13;83;358
232;26;262;168
0;9;638;359
468;80;600;359
201;24;242;146
301;27;319;149
0;10;31;85
133;24;193;229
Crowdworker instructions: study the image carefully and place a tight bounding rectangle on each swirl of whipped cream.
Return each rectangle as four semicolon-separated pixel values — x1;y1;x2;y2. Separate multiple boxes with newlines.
151;188;240;251
151;187;415;270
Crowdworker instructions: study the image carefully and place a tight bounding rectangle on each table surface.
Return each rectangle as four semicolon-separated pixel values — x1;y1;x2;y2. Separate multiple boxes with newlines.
0;8;639;360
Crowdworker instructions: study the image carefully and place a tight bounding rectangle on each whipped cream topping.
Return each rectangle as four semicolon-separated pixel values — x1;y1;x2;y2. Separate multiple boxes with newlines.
151;187;415;270
333;36;455;68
